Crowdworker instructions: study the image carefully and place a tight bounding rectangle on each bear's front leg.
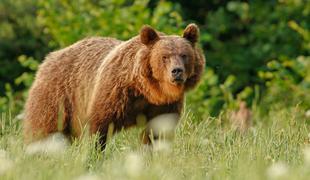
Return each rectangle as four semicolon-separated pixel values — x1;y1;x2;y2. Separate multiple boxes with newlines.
89;116;110;151
88;85;129;150
89;102;125;150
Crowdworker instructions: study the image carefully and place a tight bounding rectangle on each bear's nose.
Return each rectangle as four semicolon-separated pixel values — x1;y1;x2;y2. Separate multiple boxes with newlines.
171;68;184;77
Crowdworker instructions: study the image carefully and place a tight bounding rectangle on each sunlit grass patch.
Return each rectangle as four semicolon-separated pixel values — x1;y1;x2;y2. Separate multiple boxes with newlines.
0;107;309;180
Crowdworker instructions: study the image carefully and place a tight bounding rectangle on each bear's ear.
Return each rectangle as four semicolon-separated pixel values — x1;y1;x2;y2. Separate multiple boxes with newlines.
183;23;199;44
140;25;159;45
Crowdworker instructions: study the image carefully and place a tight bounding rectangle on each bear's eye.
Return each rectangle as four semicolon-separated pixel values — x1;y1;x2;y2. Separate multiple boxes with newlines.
162;55;168;60
181;54;187;59
181;54;189;63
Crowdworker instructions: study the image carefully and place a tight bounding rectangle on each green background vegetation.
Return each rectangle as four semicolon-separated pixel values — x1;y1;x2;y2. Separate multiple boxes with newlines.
0;1;309;179
0;0;309;117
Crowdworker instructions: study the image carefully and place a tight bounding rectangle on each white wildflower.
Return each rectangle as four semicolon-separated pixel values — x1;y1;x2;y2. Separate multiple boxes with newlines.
305;109;310;118
15;112;24;121
266;161;288;179
147;113;179;140
202;138;210;145
303;146;310;165
0;149;14;175
152;140;171;152
25;132;69;155
124;152;143;177
0;149;7;159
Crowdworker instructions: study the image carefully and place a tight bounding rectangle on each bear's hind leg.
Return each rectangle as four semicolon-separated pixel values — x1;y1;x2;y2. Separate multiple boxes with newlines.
23;83;69;144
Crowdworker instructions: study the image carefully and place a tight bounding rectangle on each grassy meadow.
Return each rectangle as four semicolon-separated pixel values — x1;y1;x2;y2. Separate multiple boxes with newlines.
1;106;310;180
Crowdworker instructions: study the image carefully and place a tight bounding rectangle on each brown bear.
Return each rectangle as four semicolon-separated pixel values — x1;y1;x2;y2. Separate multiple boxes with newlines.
23;24;205;148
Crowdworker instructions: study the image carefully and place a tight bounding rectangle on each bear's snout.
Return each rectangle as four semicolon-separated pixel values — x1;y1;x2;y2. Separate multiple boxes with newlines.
171;67;185;84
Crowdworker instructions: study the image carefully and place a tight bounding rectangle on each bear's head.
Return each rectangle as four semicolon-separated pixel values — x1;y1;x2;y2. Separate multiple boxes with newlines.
136;24;204;104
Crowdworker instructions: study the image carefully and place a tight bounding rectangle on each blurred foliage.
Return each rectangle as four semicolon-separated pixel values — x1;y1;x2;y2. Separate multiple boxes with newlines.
0;56;38;113
186;68;257;118
184;0;310;117
259;56;310;109
0;0;51;96
176;0;309;89
37;0;183;47
0;0;309;118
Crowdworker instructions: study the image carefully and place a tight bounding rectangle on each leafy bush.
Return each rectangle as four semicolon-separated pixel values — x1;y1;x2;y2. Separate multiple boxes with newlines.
186;68;256;118
182;0;310;117
0;55;39;113
260;56;310;109
37;0;183;47
0;0;51;96
259;19;310;110
177;0;309;92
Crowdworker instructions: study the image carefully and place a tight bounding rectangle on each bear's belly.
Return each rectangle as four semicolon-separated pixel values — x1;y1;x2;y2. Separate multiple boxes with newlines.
116;97;150;129
117;97;174;130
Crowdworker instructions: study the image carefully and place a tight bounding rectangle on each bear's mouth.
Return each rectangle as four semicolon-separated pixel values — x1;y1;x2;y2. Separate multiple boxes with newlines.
172;77;185;85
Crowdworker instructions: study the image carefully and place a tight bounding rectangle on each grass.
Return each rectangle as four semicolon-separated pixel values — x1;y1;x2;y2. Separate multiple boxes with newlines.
0;106;310;180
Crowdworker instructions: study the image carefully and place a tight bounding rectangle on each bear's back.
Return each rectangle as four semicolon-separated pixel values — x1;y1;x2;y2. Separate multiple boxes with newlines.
40;37;122;76
35;37;122;90
29;37;123;132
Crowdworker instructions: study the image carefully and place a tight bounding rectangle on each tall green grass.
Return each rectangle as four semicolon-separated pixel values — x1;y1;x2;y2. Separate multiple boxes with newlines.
0;106;309;180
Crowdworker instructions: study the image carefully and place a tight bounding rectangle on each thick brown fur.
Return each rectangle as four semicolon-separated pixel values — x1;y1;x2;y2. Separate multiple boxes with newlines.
23;24;205;147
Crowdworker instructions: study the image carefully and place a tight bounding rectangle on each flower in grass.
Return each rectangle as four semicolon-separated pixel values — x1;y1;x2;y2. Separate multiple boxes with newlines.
124;152;143;177
266;161;288;179
75;173;101;180
305;109;310;118
152;140;172;153
0;149;14;175
202;138;210;145
303;146;310;165
147;113;179;141
25;132;69;155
